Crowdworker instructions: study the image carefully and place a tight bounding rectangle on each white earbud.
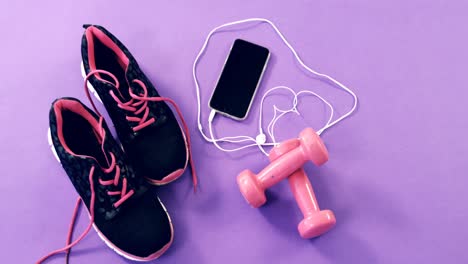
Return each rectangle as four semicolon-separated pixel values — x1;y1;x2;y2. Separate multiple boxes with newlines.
256;134;267;145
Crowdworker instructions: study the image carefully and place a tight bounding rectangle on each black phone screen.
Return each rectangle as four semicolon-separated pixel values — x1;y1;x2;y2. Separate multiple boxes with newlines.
209;39;270;120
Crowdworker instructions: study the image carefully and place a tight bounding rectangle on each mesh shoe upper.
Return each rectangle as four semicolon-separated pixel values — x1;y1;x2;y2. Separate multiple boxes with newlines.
49;98;173;259
81;25;189;184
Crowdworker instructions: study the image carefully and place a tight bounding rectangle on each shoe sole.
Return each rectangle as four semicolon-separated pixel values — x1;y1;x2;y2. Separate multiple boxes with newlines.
47;128;174;261
81;61;103;103
80;62;189;185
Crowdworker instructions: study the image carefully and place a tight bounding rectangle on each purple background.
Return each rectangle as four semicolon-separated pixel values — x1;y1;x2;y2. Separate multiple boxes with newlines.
2;1;468;263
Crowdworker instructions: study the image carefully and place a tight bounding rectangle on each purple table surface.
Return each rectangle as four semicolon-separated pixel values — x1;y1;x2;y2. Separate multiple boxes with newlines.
2;0;467;263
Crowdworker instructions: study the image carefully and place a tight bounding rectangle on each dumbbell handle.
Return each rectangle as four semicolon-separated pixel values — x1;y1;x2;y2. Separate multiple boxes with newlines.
289;168;320;216
257;146;307;189
269;138;321;216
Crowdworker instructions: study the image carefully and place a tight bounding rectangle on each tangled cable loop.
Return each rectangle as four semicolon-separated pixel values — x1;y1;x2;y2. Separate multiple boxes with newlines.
259;86;335;154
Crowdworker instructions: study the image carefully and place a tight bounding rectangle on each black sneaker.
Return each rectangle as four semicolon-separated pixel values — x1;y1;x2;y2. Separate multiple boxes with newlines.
38;98;173;262
80;24;196;186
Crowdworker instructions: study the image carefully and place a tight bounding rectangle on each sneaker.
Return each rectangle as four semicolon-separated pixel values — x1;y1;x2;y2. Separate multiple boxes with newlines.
38;98;173;262
80;24;196;186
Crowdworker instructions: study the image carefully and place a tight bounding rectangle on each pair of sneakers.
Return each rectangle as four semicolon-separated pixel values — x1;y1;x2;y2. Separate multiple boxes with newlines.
38;25;197;263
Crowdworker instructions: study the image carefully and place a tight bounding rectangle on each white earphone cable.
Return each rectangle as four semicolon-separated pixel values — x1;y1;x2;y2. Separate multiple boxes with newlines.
193;18;358;155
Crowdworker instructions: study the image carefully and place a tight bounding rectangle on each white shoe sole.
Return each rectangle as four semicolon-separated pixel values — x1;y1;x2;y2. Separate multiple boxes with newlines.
81;61;103;103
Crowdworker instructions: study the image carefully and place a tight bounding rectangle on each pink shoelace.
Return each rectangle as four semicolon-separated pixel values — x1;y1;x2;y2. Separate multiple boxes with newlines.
84;69;198;189
37;118;134;264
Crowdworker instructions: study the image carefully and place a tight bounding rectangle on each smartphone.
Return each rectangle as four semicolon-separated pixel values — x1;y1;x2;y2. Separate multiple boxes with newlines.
209;39;270;120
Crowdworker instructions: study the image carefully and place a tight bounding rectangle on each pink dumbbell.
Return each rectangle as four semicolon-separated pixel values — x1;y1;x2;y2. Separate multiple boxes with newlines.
269;138;336;239
237;127;328;208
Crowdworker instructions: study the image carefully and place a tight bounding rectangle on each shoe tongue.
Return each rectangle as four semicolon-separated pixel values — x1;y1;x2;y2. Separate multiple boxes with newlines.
125;63;145;96
95;131;114;172
100;66;144;103
90;66;140;103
